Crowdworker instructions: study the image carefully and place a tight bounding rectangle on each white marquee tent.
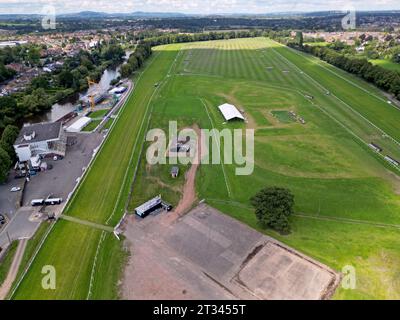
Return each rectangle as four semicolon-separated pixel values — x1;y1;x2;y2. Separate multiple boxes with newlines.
218;103;245;121
66;116;92;133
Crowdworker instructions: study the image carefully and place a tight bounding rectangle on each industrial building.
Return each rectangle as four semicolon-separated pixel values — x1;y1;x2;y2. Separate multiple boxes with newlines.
14;122;66;163
218;103;245;121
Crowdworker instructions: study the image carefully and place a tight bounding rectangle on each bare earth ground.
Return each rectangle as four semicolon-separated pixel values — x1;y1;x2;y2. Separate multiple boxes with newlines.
121;203;340;300
172;125;204;216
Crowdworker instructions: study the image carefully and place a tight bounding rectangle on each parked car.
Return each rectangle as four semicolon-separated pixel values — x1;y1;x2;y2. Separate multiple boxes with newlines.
10;187;21;192
0;214;5;225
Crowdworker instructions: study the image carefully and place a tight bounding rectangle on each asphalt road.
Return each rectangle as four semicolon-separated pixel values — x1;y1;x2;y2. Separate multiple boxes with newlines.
0;174;23;217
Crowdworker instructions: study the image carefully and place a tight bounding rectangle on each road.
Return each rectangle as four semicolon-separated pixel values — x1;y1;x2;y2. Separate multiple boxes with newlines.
0;207;41;248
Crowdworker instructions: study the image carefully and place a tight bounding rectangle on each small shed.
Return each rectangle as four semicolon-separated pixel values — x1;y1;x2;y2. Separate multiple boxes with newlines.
171;166;179;178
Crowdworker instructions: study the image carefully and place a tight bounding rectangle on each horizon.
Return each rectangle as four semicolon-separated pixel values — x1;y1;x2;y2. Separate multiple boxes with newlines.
2;9;400;16
0;0;399;15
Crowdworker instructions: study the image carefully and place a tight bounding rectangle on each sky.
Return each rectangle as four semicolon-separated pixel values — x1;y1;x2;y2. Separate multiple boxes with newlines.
0;0;399;15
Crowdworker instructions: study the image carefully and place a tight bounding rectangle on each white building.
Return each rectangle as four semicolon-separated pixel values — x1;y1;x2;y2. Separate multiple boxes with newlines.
66;117;92;133
218;103;245;121
14;122;66;162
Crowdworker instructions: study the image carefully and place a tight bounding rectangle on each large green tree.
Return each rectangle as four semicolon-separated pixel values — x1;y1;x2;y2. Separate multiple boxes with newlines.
1;124;19;160
0;96;18;130
0;146;11;183
296;31;304;47
251;187;295;234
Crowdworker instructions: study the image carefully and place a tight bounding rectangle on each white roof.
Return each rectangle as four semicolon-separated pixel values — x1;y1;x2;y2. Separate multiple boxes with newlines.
135;196;162;216
67;117;92;132
218;103;245;121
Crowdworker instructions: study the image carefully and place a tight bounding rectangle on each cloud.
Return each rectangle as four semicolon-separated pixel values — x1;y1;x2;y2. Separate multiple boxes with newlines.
0;0;399;14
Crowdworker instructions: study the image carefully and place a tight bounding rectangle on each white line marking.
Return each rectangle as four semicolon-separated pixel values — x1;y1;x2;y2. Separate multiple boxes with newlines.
86;231;106;300
270;44;400;148
200;98;232;198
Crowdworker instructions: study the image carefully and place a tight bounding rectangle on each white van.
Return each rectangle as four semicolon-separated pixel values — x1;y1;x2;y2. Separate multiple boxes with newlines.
45;198;63;206
31;199;45;206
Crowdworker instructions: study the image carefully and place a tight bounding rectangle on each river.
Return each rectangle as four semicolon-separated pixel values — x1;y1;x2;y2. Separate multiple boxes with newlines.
26;50;133;124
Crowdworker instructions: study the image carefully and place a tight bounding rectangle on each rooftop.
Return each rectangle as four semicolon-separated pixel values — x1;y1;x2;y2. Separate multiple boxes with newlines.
171;166;180;174
15;122;62;145
135;196;162;216
218;103;245;121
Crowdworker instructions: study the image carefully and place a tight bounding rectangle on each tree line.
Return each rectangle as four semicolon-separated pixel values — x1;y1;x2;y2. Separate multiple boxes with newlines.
0;42;126;130
143;30;269;47
119;30;277;79
288;42;400;100
0;125;19;182
120;43;152;78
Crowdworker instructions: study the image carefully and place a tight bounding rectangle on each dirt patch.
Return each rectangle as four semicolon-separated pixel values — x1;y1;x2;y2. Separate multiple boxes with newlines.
121;203;340;300
172;125;204;216
146;176;182;193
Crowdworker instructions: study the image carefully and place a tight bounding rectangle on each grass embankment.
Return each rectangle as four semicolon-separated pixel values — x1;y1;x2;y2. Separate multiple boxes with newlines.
103;118;114;130
370;59;400;73
82;120;102;132
88;109;110;119
0;242;18;287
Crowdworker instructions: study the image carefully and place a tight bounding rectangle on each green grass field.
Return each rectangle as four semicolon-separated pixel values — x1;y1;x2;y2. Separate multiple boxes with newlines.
271;110;296;123
88;109;110;119
82;120;102;132
370;59;400;73
304;42;329;47
11;38;400;300
103;118;114;130
129;38;400;299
